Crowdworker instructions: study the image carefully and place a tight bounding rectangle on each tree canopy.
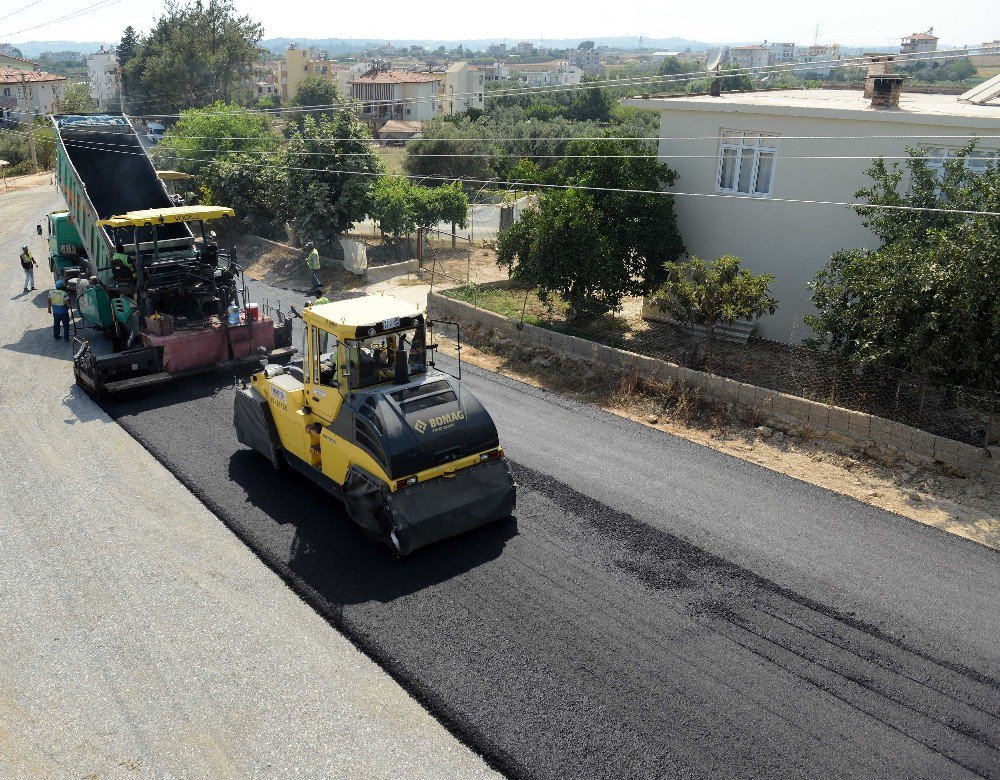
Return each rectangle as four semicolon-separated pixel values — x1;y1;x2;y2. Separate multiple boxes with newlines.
498;140;684;319
806;146;1000;390
153;102;278;174
122;0;264;113
286;112;383;249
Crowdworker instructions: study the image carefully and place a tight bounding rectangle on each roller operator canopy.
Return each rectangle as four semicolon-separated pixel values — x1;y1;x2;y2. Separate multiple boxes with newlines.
304;295;424;340
97;205;235;228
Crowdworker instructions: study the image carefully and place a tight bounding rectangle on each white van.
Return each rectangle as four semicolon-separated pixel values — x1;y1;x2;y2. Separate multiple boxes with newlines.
146;122;166;144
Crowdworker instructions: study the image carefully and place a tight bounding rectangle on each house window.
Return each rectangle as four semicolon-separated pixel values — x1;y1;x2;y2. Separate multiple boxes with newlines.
922;146;995;180
717;130;779;197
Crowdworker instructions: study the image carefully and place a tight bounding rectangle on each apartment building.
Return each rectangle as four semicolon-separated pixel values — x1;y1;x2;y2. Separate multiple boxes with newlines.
573;48;602;74
797;44;842;76
509;61;583;87
350;69;441;123
441;62;484;115
728;46;770;70
768;43;796;64
86;47;119;110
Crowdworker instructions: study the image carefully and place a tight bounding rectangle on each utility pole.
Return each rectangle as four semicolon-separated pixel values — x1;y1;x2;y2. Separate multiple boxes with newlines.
19;72;38;173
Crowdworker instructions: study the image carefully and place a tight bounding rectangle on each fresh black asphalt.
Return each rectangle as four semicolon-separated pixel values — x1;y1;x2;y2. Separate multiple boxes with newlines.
97;281;1000;780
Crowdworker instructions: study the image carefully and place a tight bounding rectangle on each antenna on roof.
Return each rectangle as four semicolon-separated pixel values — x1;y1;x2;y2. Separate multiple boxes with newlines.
705;48;723;96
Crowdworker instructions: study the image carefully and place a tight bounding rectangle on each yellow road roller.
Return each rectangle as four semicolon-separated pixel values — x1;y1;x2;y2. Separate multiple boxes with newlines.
234;295;516;555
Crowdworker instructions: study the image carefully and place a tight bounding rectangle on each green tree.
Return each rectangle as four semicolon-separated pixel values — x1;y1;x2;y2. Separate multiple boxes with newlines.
116;25;140;93
403;116;498;181
649;255;778;369
806;146;1000;389
289;76;340;129
154;102;278;174
59;82;94;113
567;87;615;121
497;189;615;319
434;181;470;232
657;56;698;76
286;112;382;250
123;0;264;113
198;151;288;238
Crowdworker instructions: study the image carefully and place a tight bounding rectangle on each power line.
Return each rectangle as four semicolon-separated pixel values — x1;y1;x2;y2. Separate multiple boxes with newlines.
55;135;1000;218
0;0;126;38
125;47;985;119
0;0;43;22
42;133;1000;162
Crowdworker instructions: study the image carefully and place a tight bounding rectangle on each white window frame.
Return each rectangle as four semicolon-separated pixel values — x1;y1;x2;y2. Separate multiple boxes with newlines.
716;129;780;198
921;146;996;180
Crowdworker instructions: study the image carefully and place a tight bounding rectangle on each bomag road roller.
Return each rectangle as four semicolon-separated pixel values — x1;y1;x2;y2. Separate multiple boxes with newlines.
234;295;516;555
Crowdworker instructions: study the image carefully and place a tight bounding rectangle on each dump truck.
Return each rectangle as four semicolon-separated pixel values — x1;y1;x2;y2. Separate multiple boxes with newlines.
234;295;516;555
50;114;292;395
42;210;87;288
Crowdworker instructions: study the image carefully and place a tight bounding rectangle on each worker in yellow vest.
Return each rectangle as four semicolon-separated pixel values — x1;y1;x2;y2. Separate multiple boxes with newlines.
112;242;135;276
304;241;321;289
19;245;37;293
48;279;71;341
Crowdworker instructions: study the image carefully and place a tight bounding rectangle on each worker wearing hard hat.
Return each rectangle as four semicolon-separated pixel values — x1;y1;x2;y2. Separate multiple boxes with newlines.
48;279;71;341
19;244;37;293
304;241;321;289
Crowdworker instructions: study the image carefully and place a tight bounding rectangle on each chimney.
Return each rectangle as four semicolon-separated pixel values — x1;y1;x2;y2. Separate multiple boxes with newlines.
864;55;905;108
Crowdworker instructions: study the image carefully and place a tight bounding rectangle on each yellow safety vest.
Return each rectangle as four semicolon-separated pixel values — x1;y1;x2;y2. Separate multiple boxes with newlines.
50;289;68;307
314;296;330;305
113;252;134;271
307;248;320;271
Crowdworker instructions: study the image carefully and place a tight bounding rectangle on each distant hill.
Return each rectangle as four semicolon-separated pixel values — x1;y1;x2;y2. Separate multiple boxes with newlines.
260;36;711;55
10;40;115;58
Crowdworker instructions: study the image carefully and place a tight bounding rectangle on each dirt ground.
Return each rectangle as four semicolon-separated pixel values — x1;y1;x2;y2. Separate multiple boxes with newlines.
238;235;365;294
1;171;53;194
435;331;1000;552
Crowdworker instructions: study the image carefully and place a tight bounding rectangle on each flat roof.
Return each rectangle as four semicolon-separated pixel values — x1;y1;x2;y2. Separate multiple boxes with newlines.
307;295;420;329
622;88;1000;129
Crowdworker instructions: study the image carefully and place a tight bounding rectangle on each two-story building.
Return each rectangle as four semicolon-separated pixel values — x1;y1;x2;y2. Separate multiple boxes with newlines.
510;61;583;87
622;73;1000;343
1;67;67;122
440;62;484;115
728;46;770;71
86;47;119;110
350;69;441;123
901;30;938;60
796;44;842;76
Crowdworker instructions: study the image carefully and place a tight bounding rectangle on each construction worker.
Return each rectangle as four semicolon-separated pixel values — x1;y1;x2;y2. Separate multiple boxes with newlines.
312;287;330;305
48;279;70;341
112;242;135;275
304;241;321;289
19;244;37;292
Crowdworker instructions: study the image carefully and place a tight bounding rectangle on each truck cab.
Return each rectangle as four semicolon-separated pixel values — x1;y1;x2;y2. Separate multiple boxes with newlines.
44;210;87;289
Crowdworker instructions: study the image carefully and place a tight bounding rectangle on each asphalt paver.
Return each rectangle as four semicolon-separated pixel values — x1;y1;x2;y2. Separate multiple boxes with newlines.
97;275;1000;780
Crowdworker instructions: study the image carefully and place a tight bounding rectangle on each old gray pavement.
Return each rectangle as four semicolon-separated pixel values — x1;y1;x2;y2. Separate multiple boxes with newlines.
0;184;500;779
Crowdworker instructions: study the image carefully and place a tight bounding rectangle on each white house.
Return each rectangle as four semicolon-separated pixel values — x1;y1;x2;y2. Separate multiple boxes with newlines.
622;76;1000;343
901;31;938;60
0;67;67;122
350;69;441;123
728;46;770;70
768;43;796;64
86;47;119;110
440;61;485;115
511;61;583;87
796;44;842;77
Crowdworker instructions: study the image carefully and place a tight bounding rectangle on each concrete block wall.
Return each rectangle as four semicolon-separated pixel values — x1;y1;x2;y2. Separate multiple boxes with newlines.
428;292;1000;481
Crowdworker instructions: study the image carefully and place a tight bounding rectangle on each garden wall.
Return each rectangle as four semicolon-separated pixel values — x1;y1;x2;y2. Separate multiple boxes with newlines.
428;292;1000;481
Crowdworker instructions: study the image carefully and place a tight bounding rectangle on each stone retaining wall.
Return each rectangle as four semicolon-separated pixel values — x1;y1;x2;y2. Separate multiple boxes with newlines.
428;292;1000;481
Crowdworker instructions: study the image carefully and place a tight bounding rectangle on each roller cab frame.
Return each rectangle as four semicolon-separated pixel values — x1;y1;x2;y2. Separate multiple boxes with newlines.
234;295;516;555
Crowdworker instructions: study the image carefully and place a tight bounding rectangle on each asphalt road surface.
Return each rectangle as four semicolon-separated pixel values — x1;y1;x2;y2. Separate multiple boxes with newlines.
97;281;1000;779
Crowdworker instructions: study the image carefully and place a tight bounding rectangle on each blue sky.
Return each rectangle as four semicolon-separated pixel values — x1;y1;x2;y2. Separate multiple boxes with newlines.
3;0;996;48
